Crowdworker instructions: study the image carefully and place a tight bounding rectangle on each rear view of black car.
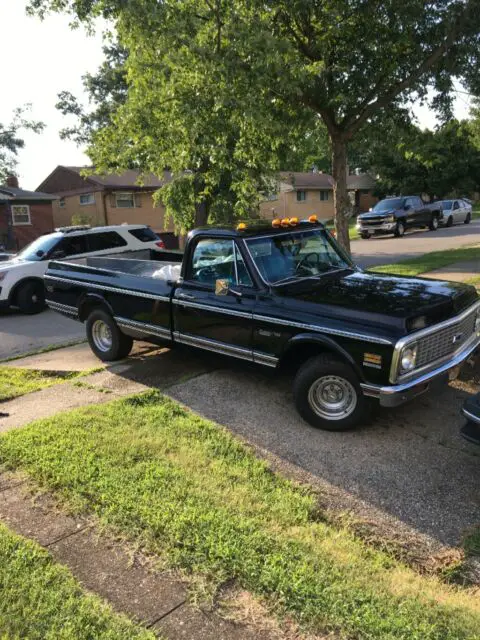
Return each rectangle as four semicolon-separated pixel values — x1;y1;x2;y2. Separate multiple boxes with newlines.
356;196;442;239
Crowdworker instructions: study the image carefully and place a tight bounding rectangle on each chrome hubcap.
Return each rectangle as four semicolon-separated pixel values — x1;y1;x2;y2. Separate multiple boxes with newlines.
308;376;357;420
92;320;113;352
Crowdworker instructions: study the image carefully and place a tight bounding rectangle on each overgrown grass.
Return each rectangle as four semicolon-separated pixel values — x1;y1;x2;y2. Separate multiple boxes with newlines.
0;368;75;402
0;392;479;639
0;522;153;639
325;217;360;241
370;246;480;277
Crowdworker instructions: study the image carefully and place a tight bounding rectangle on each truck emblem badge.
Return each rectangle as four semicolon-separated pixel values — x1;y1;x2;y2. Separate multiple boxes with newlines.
452;333;463;344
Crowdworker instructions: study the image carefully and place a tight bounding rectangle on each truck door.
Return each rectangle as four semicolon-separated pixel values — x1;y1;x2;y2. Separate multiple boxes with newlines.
173;237;256;361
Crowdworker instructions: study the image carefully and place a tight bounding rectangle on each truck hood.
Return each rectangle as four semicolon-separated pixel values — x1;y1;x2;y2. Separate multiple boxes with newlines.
358;209;396;219
277;270;478;334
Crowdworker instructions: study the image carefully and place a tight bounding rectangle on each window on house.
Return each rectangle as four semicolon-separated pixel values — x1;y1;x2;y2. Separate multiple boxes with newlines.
319;191;329;201
11;205;31;226
296;190;307;202
115;192;136;208
59;197;66;208
79;193;95;205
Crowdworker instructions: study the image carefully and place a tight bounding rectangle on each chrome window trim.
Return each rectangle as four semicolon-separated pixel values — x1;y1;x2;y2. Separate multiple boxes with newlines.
390;300;480;383
173;298;252;319
44;275;171;303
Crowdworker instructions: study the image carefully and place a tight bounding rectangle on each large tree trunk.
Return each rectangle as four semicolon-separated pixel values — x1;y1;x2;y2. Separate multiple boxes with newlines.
194;199;208;227
331;135;351;254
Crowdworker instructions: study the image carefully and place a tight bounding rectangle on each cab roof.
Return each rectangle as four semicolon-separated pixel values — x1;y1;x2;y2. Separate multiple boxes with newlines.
190;219;325;239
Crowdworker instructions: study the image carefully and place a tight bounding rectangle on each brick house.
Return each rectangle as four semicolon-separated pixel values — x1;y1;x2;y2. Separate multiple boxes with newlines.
259;171;377;221
37;166;178;247
0;176;56;251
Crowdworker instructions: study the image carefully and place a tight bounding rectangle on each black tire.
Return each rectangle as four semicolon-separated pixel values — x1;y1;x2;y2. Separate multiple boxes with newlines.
464;213;471;224
446;215;453;227
394;220;405;237
360;231;371;240
86;309;133;361
429;215;439;231
16;281;45;314
293;354;368;431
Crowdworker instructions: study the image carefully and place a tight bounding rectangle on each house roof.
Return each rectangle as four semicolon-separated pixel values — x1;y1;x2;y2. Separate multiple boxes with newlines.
0;186;56;202
62;167;169;189
279;171;376;191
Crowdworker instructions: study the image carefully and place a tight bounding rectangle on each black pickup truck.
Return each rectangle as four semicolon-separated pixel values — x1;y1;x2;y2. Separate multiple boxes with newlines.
45;218;480;431
356;196;442;238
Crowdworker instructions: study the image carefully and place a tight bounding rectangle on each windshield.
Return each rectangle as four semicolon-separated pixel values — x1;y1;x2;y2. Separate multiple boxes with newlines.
372;198;404;211
441;200;453;209
16;233;62;261
245;229;353;284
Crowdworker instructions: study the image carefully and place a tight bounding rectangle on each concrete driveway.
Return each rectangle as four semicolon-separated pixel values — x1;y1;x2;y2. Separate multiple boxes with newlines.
353;218;480;268
0;309;84;360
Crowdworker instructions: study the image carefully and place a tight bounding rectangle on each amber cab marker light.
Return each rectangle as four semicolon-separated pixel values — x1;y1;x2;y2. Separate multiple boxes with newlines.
308;214;318;223
237;222;247;231
280;218;290;227
289;217;299;226
272;218;281;228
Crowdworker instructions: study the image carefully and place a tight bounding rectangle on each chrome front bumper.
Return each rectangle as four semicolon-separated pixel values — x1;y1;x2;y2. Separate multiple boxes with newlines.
361;337;479;408
356;222;396;233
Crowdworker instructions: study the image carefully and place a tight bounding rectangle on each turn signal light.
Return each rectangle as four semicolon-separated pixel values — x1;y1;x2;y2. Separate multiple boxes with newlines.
308;215;318;223
237;222;247;231
280;218;290;227
272;218;281;228
289;217;299;226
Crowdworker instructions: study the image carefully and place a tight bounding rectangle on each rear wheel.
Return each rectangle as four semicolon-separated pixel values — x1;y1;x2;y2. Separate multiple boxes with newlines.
293;354;367;431
446;215;453;227
464;212;471;224
16;281;45;314
86;309;133;361
429;215;439;231
360;231;371;239
394;221;405;237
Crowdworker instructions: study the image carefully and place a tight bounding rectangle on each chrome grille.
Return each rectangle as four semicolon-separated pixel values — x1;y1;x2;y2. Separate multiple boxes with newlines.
416;308;477;367
361;217;387;226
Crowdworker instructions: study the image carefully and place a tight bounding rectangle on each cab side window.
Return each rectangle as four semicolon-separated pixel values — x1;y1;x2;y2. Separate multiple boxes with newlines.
51;235;88;258
88;231;128;252
190;238;253;287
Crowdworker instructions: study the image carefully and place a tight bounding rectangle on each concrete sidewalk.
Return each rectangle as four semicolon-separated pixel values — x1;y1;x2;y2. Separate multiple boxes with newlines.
422;259;480;283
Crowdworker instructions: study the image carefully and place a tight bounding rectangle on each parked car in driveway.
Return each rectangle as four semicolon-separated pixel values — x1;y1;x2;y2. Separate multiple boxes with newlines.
438;199;472;227
45;216;480;431
356;196;442;238
0;224;167;314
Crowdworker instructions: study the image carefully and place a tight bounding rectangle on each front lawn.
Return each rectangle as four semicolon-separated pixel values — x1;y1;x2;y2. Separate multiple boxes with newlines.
0;367;75;402
0;522;153;639
0;392;478;639
370;246;480;277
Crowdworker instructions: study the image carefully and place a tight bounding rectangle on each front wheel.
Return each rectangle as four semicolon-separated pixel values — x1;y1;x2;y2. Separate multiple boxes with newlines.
429;215;439;231
16;281;45;314
446;215;453;227
86;309;133;361
360;231;371;240
394;221;405;237
293;354;368;431
464;213;471;224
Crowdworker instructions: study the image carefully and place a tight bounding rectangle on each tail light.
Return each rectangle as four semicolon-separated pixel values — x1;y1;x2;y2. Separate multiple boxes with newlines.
155;240;165;249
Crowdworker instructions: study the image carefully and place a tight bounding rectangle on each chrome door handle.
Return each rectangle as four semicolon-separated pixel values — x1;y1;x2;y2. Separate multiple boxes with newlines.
177;293;196;301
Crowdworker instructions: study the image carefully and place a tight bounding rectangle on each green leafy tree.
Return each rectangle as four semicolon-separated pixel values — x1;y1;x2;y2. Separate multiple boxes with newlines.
29;0;480;250
0;106;44;183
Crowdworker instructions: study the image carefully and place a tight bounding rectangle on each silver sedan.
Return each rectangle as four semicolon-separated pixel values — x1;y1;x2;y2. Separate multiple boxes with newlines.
439;199;472;227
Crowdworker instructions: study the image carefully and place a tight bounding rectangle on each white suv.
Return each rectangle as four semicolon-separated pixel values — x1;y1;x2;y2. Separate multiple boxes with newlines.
0;224;167;314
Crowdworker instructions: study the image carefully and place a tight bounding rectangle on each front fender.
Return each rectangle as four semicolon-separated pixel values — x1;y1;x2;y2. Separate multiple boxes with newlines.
280;333;366;381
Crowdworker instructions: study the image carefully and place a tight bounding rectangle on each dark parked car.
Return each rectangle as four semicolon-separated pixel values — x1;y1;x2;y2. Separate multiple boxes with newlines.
45;217;480;431
356;196;442;238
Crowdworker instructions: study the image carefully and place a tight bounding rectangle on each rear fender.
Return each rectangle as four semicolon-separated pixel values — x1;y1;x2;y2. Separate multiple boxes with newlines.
78;293;114;322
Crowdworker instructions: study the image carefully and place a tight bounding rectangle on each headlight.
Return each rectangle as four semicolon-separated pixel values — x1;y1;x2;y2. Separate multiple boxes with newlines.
0;271;9;282
385;215;395;223
400;344;417;373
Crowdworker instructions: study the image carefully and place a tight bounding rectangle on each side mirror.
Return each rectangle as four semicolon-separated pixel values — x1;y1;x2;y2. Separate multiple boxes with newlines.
36;249;45;258
404;204;410;210
215;279;230;296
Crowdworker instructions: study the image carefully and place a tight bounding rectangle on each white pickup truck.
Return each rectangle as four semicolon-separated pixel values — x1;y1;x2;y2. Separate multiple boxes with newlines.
0;224;167;314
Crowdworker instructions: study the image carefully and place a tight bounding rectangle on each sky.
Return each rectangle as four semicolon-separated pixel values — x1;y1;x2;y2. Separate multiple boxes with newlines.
0;1;473;191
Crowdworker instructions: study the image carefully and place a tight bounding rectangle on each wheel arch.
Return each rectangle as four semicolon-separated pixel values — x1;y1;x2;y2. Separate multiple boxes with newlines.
78;293;114;322
278;333;365;381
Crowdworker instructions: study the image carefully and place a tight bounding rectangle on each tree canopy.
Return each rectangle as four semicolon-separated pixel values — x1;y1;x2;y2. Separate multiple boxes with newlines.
0;106;44;184
30;0;480;249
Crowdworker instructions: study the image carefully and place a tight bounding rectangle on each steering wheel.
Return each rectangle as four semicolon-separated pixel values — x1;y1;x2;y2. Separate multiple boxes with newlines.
295;252;321;275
